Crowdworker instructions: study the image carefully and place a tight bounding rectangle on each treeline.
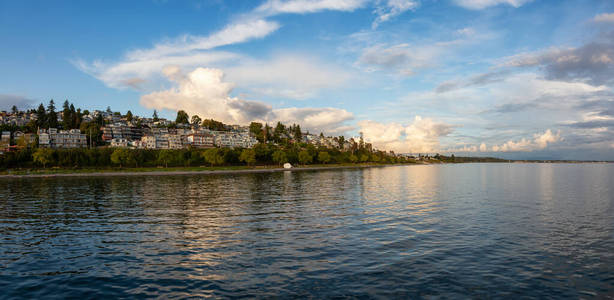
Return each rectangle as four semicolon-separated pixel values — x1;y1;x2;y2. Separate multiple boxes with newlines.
0;143;410;170
433;154;508;163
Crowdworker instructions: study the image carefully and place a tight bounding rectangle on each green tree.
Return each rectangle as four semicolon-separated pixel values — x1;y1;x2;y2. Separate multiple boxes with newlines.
202;148;225;166
33;148;54;168
249;122;264;142
111;148;135;168
272;149;287;166
36;103;46;128
191;115;201;126
273;121;286;142
62;100;71;129
11;105;18;114
318;151;331;164
293;124;302;141
201;119;226;131
126;110;133;122
71;104;80;129
157;149;173;168
338;136;345;149
47;100;58;128
239;148;256;166
360;154;369;162
153;110;159;122
349;154;358;163
175;110;189;124
298;150;312;165
80;122;102;147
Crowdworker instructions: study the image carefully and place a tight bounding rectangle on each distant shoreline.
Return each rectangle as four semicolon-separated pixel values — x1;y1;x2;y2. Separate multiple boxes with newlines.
1;161;611;179
0;163;411;179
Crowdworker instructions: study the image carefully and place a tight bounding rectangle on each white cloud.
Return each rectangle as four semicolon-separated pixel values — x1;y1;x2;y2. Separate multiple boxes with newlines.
372;0;419;29
453;0;532;10
74;51;240;90
75;0;362;95
140;67;353;133
358;116;454;153
255;0;367;15
125;19;280;61
594;13;614;23
479;143;487;152
501;34;614;86
491;129;561;152
358;43;441;75
225;55;351;99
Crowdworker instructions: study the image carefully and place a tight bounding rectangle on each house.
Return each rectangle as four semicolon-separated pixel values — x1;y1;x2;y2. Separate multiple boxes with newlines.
0;131;10;149
13;131;36;146
168;134;184;149
110;138;129;148
38;128;87;148
186;133;215;148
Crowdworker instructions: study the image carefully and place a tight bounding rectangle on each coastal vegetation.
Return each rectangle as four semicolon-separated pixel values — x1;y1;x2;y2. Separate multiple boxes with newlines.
0;100;518;174
0;142;409;170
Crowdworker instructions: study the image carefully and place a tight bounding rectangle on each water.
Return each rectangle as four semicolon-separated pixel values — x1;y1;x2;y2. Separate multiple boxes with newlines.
1;163;613;298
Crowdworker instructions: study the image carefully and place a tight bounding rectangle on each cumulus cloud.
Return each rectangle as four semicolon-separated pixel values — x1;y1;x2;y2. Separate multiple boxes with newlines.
74;51;240;90
594;13;614;23
372;0;418;29
358;116;453;153
453;0;532;10
140;67;353;133
492;129;561;152
0;94;36;111
75;0;362;97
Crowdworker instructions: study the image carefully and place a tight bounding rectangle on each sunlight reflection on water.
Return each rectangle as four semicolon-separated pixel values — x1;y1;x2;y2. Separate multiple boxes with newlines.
1;163;613;298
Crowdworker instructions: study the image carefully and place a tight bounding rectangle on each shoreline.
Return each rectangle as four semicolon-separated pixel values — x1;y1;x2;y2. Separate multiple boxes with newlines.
1;160;611;179
0;164;410;179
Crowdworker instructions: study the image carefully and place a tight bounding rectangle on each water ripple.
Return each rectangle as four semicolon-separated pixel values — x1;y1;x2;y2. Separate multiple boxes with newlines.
1;164;613;298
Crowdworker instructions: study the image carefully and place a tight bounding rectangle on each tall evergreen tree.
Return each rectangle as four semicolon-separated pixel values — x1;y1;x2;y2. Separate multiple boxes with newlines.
36;103;46;128
293;124;302;141
47;100;58;128
153;110;159;122
62;100;71;129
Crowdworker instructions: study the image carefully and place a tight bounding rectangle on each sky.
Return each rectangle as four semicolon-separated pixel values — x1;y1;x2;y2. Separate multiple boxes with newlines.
1;0;614;160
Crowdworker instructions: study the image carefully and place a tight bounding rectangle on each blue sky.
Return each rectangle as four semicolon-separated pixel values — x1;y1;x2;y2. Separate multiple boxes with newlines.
1;0;614;160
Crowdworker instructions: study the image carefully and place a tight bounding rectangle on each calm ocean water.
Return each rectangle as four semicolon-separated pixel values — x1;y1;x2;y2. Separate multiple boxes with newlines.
0;163;613;298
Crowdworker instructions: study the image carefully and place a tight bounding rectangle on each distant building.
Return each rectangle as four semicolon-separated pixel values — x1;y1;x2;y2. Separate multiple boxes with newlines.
101;124;143;141
167;134;184;149
140;135;169;149
186;133;215;148
0;131;11;149
13;131;36;147
110;138;129;148
38;128;87;149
